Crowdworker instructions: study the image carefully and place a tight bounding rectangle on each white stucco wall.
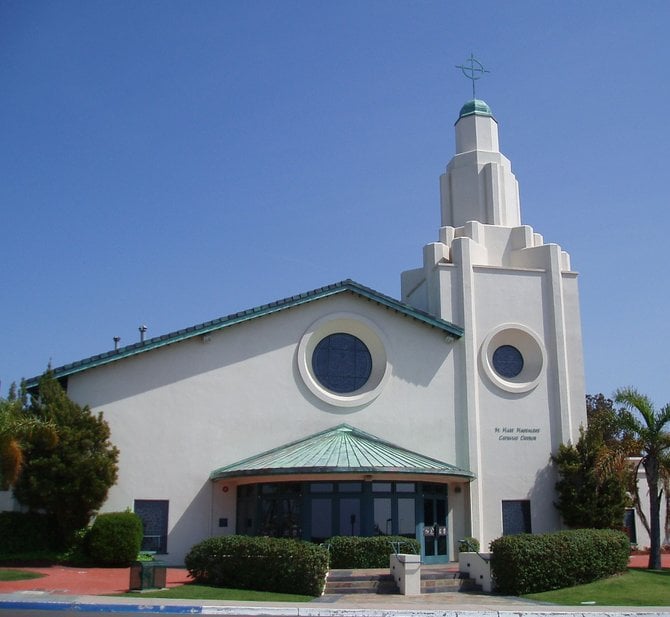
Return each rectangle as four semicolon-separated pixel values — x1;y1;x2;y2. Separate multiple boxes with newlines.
66;293;464;563
405;241;587;549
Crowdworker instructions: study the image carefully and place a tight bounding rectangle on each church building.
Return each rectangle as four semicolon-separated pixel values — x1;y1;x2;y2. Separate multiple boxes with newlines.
19;98;587;564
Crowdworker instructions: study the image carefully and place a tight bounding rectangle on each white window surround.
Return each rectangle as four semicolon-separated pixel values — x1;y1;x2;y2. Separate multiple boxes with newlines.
297;312;390;407
480;324;545;394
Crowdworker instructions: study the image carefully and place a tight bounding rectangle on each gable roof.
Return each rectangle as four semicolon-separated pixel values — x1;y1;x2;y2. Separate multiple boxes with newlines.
210;423;474;480
25;279;463;389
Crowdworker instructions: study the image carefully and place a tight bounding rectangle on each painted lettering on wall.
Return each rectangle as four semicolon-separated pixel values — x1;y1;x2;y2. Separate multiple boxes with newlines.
493;426;541;442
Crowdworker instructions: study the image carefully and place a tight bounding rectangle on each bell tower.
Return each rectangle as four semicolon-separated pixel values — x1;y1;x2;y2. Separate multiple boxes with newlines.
401;70;586;550
440;100;521;229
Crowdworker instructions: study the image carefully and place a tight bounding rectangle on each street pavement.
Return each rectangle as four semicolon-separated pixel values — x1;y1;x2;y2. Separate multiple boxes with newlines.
0;560;668;616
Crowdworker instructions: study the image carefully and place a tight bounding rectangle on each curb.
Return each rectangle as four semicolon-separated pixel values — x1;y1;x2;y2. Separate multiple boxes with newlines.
0;600;204;613
2;600;670;617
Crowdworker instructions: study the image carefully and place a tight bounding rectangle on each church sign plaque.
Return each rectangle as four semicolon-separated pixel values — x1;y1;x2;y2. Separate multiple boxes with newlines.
494;427;541;442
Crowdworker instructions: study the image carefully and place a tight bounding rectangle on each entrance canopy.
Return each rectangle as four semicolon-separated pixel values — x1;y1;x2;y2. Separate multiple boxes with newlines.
210;424;474;481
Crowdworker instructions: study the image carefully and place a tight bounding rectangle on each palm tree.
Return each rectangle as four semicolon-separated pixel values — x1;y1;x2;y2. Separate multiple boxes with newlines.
0;391;57;490
615;387;670;569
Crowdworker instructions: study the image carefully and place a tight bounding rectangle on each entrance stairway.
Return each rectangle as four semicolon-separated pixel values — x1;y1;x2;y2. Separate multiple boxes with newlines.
323;563;479;595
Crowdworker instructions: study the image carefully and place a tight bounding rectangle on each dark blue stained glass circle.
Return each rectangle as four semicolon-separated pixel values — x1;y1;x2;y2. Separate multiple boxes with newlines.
492;345;524;379
312;333;372;393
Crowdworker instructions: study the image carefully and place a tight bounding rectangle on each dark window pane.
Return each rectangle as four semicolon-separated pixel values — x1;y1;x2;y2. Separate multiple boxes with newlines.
338;482;362;493
311;498;332;542
624;508;637;544
396;483;416;493
260;497;301;538
398;498;415;537
339;498;360;536
502;500;531;535
492;345;524;378
373;498;392;535
134;499;169;554
312;333;372;393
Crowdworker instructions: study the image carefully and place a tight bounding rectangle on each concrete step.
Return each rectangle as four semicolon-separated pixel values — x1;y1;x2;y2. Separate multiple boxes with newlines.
323;567;479;595
324;573;398;595
421;576;479;593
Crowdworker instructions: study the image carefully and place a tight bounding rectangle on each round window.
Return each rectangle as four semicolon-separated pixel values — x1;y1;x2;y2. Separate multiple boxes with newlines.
312;333;372;393
492;345;524;378
480;324;545;394
297;313;390;408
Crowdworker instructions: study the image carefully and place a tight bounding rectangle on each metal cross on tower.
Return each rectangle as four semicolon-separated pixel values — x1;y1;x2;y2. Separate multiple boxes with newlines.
455;53;490;100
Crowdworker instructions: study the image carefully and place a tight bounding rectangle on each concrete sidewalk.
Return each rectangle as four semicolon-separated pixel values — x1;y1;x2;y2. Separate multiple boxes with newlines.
1;591;669;616
0;561;669;615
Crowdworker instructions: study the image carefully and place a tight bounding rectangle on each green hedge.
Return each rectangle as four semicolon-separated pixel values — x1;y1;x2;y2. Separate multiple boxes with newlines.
326;535;420;569
0;512;58;554
185;536;328;596
87;512;143;566
490;529;630;595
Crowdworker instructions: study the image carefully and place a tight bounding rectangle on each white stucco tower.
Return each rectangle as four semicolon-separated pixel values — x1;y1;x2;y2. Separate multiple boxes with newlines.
401;99;586;547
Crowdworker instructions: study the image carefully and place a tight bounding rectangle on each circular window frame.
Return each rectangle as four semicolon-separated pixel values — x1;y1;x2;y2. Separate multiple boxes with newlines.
298;313;390;407
480;324;545;394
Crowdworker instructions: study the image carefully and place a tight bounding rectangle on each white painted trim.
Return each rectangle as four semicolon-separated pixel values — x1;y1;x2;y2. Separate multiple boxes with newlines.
297;312;390;408
479;324;546;394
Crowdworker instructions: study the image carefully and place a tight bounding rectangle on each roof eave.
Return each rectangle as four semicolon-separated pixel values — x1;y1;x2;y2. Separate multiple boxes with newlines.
25;279;464;389
209;466;476;481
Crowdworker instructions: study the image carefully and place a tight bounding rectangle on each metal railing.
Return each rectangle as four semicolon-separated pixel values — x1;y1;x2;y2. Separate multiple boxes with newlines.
458;537;490;563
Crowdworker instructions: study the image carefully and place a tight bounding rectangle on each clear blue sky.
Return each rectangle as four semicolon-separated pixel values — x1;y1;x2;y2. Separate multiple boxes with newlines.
2;1;669;408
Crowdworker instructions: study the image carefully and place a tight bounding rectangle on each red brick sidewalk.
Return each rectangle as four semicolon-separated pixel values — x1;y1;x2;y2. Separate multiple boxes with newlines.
0;556;667;597
628;553;670;568
0;565;191;595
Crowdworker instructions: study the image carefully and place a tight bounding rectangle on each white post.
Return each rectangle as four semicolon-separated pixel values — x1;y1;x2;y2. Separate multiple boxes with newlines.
390;553;421;595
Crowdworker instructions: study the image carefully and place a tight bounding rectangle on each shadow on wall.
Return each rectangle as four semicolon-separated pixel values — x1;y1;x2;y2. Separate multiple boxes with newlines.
528;461;562;534
161;481;213;566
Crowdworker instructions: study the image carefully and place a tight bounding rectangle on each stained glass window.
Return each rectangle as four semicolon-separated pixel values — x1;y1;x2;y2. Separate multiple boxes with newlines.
502;500;531;535
492;345;524;378
134;499;169;553
312;333;372;393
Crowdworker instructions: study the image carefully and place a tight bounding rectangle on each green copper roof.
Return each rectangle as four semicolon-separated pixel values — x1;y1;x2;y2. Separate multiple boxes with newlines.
25;280;463;390
210;423;474;480
458;99;493;120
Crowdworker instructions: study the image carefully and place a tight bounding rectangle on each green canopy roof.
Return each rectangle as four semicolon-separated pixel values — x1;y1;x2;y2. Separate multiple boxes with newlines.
210;424;474;481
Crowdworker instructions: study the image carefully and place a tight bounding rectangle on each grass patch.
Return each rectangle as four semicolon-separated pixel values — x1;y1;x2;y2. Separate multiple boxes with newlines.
0;569;47;582
523;569;670;606
116;583;314;602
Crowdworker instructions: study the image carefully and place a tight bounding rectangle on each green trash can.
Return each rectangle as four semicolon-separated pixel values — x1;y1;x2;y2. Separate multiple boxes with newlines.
129;560;167;590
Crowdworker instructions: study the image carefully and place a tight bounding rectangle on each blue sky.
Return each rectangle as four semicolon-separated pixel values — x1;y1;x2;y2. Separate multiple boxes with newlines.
1;1;669;408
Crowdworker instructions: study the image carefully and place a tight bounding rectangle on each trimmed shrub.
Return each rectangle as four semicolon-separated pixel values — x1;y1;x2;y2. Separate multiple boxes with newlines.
87;512;143;566
458;536;480;553
185;535;328;596
326;535;420;569
0;512;58;555
490;529;630;595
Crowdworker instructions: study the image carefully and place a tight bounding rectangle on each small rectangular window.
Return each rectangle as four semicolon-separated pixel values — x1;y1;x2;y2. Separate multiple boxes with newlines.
338;482;362;493
502;500;531;535
396;483;416;493
624;508;637;544
134;499;169;553
310;483;334;493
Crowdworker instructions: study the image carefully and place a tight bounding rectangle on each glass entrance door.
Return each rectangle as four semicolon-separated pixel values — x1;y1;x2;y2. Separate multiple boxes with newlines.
422;485;448;563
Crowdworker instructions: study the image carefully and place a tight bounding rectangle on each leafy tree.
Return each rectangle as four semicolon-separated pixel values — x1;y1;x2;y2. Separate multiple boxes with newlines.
13;373;119;545
0;383;56;490
614;387;670;570
553;394;635;530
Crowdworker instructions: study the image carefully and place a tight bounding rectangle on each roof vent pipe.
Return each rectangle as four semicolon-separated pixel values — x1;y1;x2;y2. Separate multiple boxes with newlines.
113;336;121;351
139;325;147;343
